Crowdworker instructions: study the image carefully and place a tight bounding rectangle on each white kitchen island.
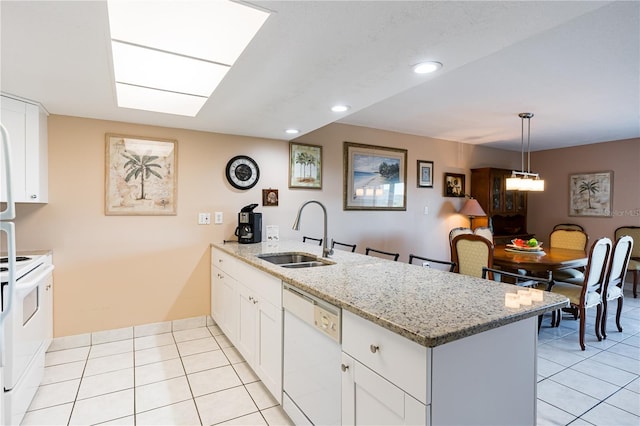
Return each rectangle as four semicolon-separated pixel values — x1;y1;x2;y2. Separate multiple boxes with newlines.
210;241;568;426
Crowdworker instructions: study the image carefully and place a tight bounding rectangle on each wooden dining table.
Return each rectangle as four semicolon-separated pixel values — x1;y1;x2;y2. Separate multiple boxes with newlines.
493;245;588;277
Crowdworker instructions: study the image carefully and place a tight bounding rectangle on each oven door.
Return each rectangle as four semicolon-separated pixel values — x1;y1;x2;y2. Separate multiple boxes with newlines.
3;263;53;390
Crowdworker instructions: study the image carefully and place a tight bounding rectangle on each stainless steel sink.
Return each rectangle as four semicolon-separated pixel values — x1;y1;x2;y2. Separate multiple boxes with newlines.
281;261;328;269
258;253;332;268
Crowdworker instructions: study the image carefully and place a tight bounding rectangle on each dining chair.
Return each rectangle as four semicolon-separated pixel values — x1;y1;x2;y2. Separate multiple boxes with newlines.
473;226;493;242
549;229;589;285
601;235;634;339
331;239;357;253
549;237;612;350
365;247;399;261
451;234;494;279
614;226;640;298
553;223;585;232
449;227;473;245
303;236;323;246
408;254;456;272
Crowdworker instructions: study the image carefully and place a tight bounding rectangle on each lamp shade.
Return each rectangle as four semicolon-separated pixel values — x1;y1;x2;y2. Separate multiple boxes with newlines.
459;198;486;217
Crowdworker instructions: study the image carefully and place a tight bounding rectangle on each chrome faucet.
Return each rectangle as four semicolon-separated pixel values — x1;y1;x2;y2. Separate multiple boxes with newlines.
292;200;333;258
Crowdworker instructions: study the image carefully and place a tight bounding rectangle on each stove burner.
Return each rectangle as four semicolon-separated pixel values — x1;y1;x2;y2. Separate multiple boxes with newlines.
0;256;31;263
0;267;7;272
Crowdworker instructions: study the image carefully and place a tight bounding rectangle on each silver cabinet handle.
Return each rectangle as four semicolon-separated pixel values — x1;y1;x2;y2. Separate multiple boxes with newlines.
370;344;380;353
341;363;349;372
30;194;37;199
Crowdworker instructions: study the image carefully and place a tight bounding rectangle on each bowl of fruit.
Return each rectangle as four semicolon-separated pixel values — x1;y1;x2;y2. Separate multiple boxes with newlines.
508;238;543;251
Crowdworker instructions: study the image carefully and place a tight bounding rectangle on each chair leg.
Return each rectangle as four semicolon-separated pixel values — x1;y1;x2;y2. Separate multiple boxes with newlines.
595;305;603;342
601;299;608;339
538;314;543;332
579;307;586;350
615;297;624;332
556;309;563;327
633;270;638;298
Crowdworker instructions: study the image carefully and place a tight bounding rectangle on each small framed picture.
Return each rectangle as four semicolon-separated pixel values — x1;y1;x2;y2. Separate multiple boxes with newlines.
289;142;322;189
262;189;279;206
417;160;434;188
444;172;465;197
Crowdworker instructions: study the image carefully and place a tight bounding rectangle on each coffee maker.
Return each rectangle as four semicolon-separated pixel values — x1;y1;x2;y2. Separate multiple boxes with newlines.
235;203;262;244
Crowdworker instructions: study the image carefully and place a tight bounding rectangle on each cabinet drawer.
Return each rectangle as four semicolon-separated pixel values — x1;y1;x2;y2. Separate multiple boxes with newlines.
342;310;429;404
212;249;240;278
237;266;281;308
211;249;281;308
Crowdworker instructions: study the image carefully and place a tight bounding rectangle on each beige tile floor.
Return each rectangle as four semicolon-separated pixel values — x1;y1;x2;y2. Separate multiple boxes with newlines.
22;287;639;426
536;286;640;425
22;316;293;425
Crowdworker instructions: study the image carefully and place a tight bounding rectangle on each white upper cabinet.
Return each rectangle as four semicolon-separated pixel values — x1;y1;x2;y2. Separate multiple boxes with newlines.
1;95;49;203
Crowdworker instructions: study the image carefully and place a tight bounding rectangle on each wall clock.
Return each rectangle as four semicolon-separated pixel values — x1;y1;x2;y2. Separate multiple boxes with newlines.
225;155;260;190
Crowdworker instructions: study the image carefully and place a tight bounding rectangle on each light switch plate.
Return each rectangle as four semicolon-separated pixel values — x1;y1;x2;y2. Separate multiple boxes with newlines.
198;213;211;225
214;212;223;224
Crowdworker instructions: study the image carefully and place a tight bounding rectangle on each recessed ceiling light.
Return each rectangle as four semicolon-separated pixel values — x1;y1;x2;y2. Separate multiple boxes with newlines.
331;105;351;113
285;129;300;134
412;61;443;74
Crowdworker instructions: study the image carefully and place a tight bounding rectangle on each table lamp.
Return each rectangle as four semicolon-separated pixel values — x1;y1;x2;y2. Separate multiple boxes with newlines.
459;197;486;229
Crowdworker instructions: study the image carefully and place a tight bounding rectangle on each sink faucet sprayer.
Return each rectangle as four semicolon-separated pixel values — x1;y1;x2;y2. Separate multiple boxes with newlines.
292;200;333;258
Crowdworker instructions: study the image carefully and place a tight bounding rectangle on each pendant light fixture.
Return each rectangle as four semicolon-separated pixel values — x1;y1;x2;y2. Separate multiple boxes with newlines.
505;112;545;191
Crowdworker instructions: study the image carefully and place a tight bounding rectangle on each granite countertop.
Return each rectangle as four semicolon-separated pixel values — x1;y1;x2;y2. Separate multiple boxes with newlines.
211;241;569;347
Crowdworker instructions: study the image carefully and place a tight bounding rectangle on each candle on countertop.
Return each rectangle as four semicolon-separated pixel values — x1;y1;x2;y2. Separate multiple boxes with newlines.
517;289;532;305
505;293;520;308
529;288;544;302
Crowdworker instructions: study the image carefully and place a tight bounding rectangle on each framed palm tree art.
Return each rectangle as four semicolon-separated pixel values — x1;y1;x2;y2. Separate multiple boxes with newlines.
105;134;178;215
569;171;613;217
289;142;322;189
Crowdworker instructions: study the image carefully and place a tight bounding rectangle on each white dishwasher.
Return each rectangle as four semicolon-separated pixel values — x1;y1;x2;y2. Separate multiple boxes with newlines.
282;284;341;425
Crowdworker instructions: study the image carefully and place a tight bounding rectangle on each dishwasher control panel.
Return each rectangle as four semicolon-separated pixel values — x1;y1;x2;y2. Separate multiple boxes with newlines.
283;283;341;343
314;305;340;343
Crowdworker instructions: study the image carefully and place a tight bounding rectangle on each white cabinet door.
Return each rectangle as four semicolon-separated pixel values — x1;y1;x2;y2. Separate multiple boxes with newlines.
236;283;257;361
210;265;238;342
255;296;282;400
237;282;282;402
0;96;48;203
341;353;427;426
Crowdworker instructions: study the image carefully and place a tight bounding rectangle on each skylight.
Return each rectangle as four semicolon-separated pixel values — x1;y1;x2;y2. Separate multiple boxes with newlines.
107;1;270;116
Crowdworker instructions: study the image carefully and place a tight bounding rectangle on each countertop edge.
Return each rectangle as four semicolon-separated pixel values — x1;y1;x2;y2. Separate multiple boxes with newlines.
211;242;569;348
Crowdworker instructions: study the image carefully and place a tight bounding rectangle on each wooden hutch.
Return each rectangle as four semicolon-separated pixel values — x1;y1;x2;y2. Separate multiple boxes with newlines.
470;167;534;245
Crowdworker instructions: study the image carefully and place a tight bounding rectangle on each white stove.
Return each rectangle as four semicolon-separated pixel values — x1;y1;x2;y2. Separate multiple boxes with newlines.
0;252;53;425
0;254;48;285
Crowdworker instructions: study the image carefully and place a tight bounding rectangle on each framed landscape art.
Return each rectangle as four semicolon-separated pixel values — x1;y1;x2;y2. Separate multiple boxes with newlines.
569;171;613;217
343;142;407;211
289;142;322;189
105;134;177;215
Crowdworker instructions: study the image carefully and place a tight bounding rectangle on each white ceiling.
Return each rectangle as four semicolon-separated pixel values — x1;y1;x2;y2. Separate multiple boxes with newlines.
1;1;638;152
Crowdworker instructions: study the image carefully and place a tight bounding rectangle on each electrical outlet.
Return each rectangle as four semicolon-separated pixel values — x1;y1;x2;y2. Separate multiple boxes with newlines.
214;212;223;224
198;213;211;225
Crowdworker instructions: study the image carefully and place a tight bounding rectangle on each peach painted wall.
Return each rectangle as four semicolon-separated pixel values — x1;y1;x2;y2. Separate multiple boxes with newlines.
13;116;519;337
528;138;640;245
